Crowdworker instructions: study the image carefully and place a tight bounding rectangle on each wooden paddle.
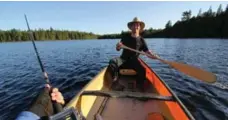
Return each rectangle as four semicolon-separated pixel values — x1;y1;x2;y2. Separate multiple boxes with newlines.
121;45;216;83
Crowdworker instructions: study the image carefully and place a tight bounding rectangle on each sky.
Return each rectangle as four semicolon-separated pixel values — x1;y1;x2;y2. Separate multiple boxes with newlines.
0;1;228;34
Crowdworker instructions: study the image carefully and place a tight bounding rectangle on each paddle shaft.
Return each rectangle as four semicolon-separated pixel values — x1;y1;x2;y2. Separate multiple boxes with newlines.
24;15;63;113
121;45;216;83
121;45;163;61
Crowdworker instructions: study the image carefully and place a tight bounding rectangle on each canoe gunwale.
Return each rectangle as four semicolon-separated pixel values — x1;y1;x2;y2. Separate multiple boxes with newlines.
64;68;108;117
139;58;195;120
65;58;196;120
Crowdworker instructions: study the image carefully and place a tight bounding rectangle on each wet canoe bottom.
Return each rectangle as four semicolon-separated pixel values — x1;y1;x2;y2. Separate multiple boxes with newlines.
86;75;172;120
98;98;166;120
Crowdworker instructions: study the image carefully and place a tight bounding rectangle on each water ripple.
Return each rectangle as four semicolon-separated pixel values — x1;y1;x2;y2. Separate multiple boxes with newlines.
0;39;227;120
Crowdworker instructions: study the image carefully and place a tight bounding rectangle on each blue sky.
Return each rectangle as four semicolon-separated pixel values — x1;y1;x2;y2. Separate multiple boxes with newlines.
0;1;228;34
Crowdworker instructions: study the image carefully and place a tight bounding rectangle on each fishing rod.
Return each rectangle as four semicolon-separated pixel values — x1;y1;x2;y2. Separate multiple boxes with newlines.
24;15;50;83
24;14;62;112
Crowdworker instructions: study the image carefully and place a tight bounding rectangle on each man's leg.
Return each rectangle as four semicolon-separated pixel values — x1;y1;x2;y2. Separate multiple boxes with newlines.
130;58;146;92
28;87;54;118
108;57;126;90
108;57;125;81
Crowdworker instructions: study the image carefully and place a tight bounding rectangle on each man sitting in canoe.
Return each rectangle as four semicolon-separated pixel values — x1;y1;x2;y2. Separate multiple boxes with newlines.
109;17;158;91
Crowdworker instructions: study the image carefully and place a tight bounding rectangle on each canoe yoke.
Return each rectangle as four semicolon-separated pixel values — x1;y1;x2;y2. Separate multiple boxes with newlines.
80;90;175;101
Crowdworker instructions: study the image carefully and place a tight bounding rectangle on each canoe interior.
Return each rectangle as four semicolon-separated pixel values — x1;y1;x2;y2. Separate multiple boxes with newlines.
65;59;191;120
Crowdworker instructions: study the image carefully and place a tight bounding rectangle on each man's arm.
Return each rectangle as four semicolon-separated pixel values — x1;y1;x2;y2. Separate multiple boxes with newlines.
16;111;40;120
145;50;159;59
116;42;123;51
141;38;159;59
116;38;124;51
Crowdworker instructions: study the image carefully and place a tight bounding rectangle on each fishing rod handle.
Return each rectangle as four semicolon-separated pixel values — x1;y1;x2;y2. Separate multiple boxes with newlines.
53;101;63;113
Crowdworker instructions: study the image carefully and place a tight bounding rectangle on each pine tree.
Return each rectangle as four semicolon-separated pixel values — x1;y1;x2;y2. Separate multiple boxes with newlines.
217;4;223;16
197;8;202;17
165;20;172;29
181;10;192;21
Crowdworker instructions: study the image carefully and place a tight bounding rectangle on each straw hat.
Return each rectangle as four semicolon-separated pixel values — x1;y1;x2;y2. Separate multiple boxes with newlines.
127;17;145;31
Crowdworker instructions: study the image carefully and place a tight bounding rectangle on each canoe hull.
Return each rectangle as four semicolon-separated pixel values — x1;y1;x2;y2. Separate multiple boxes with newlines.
65;59;195;120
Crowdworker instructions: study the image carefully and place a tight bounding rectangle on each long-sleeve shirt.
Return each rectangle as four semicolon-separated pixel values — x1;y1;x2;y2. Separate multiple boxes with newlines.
15;111;40;120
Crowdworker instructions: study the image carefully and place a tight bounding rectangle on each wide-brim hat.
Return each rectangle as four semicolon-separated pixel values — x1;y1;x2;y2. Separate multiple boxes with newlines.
127;17;145;31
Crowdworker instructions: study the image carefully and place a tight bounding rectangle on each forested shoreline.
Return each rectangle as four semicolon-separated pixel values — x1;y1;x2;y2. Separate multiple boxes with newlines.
1;4;228;42
0;28;98;42
150;4;228;38
99;4;228;39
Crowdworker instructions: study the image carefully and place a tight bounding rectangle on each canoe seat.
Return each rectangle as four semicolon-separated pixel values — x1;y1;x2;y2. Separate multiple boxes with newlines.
119;69;137;75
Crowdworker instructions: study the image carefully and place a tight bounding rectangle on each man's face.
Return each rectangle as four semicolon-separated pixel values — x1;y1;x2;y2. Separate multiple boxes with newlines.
131;22;141;33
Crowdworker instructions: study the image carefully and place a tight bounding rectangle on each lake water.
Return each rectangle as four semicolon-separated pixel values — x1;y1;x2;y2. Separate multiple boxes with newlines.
0;39;227;120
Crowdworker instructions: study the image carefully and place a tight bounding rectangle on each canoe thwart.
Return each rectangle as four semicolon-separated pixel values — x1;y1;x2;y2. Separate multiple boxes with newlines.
81;90;175;101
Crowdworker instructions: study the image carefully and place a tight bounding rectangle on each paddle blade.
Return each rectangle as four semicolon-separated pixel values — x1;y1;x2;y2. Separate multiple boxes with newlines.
162;60;216;83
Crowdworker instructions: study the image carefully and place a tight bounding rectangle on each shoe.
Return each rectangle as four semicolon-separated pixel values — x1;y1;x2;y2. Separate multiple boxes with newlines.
113;76;118;82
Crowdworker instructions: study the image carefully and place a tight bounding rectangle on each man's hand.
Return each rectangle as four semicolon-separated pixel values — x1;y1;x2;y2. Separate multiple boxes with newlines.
145;50;159;59
116;42;123;51
45;84;65;105
51;88;65;105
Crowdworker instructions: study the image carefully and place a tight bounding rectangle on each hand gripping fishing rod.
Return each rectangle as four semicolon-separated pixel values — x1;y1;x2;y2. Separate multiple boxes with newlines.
24;14;63;113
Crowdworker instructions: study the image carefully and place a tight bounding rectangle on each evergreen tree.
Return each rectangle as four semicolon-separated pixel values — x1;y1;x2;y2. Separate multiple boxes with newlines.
181;10;192;21
217;4;223;16
197;8;202;17
165;20;172;29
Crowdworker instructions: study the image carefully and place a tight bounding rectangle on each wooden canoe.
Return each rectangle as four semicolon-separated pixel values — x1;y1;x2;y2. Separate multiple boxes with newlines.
65;59;195;120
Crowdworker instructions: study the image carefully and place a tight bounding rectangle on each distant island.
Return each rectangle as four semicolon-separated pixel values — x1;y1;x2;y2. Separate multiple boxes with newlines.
0;4;227;42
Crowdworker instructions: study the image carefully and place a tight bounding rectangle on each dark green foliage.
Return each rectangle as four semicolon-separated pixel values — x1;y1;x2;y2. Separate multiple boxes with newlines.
203;6;215;17
217;4;223;16
165;20;172;29
1;5;228;41
197;8;202;17
97;33;121;39
0;28;98;42
182;10;192;21
150;4;228;38
98;28;162;39
100;5;228;39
